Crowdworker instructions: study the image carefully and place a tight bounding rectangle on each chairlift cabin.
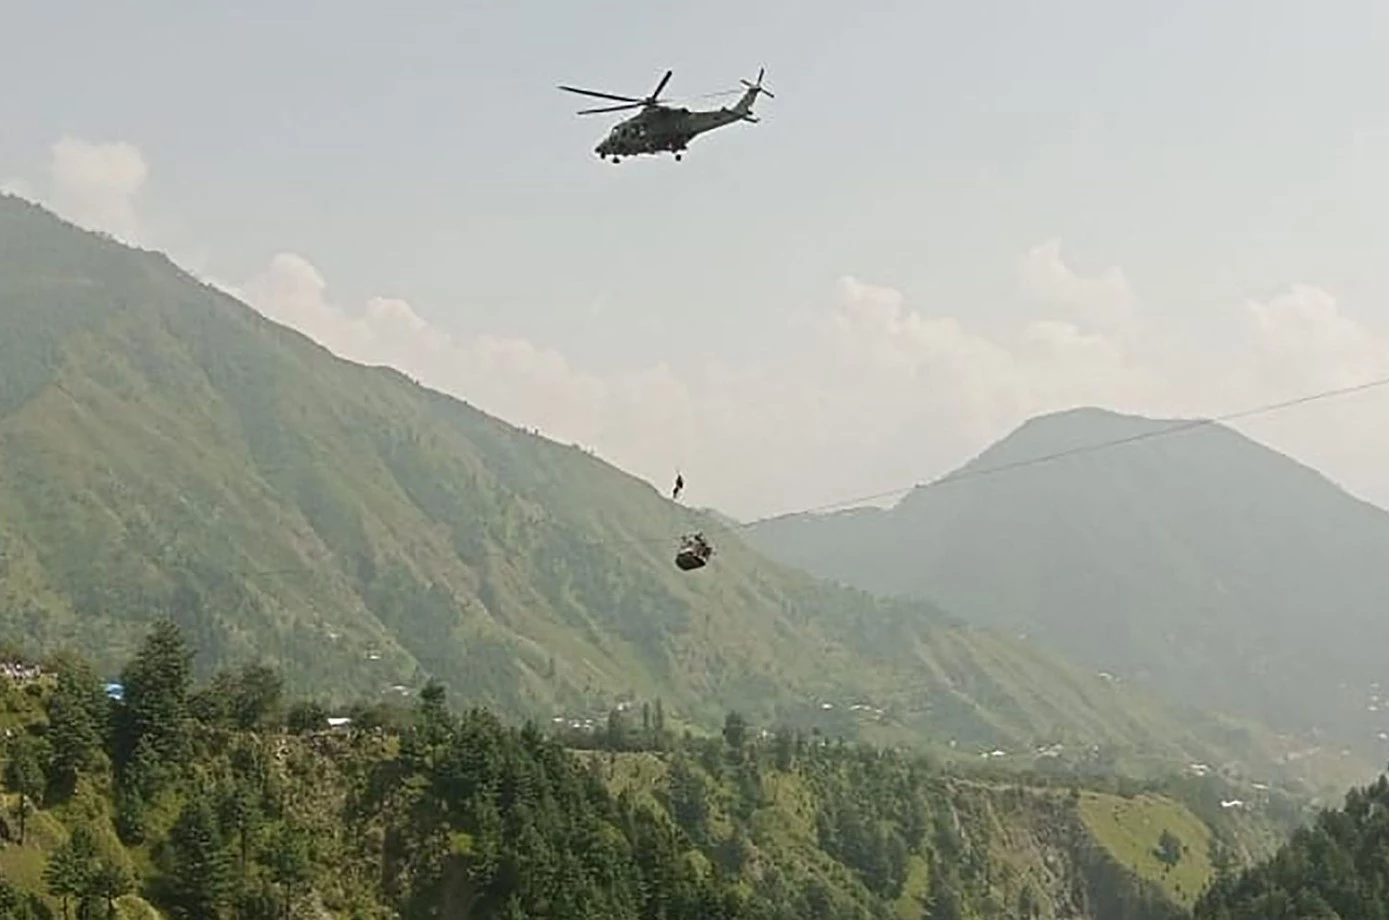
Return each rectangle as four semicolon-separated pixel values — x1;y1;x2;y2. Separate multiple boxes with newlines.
675;533;714;571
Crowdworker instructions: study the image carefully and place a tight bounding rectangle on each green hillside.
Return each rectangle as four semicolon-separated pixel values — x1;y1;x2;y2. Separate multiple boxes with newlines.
742;406;1389;769
0;630;1316;920
1193;770;1389;918
0;194;1351;785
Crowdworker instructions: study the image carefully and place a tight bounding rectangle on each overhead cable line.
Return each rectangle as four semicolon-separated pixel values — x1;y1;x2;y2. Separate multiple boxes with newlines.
736;371;1389;529
570;370;1389;554
39;361;1389;561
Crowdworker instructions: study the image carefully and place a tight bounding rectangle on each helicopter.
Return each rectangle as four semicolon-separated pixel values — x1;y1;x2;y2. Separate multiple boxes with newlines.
559;68;774;163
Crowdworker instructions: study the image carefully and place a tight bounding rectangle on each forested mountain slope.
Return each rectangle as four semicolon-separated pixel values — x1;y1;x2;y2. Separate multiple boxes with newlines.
743;407;1389;762
0;194;1348;783
0;628;1316;920
1193;770;1389;918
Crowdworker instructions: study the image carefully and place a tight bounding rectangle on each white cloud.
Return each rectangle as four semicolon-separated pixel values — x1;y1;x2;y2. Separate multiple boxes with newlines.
1222;286;1389;506
46;137;148;244
1241;285;1389;395
1019;239;1136;334
219;241;1389;520
225;252;617;453
163;245;1389;520
3;137;205;265
10;136;1389;519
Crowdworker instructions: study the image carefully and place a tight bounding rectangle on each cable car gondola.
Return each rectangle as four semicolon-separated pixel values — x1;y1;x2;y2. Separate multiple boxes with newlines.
675;532;714;571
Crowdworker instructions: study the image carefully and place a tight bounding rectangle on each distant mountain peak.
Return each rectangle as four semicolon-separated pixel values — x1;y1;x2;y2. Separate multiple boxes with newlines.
1031;403;1188;424
1000;405;1200;447
744;396;1389;766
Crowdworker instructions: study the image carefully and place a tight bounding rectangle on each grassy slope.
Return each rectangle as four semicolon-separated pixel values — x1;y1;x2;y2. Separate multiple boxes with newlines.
1077;792;1213;908
0;194;1336;785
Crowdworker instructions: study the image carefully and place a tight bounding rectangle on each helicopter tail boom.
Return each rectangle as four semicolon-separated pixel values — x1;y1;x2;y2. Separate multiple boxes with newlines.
730;67;774;121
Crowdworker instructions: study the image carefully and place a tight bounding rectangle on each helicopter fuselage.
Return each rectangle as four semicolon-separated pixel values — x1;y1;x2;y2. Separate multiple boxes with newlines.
596;106;744;160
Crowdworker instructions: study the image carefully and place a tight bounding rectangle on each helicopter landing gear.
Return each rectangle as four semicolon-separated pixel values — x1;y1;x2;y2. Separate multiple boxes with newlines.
611;156;621;164
674;152;682;162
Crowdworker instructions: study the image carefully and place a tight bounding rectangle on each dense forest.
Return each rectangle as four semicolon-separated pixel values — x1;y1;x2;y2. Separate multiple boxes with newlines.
0;620;1324;919
1194;772;1389;919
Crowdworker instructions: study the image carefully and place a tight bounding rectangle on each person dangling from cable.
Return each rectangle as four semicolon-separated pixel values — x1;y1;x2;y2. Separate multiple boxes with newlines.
672;471;684;501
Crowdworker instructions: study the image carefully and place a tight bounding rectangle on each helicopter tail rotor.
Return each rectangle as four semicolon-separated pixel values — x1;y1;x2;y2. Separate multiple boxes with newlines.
732;67;773;122
740;67;774;99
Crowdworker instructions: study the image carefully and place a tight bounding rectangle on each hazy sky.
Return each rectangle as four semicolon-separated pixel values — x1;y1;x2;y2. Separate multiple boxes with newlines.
4;1;1389;519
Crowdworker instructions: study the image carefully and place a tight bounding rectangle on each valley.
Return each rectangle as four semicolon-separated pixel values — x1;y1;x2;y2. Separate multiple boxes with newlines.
0;194;1381;918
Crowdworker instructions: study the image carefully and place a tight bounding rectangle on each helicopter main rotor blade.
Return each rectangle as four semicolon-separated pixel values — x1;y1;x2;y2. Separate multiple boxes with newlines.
576;102;646;115
651;69;673;100
558;85;645;104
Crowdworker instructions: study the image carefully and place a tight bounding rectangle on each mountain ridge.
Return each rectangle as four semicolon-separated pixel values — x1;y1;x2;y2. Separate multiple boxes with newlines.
0;193;1367;791
743;403;1389;767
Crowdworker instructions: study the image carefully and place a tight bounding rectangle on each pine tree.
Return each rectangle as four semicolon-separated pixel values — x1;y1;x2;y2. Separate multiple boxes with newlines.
606;707;629;751
216;778;261;880
772;727;794;770
44;823;99;919
91;858;135;919
43;653;109;795
114;619;194;771
4;733;48;845
166;794;235;920
229;662;284;730
722;711;747;754
265;820;313;920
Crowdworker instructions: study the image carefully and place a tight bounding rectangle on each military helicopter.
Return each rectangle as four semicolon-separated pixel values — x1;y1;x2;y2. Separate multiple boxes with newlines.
559;68;774;163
